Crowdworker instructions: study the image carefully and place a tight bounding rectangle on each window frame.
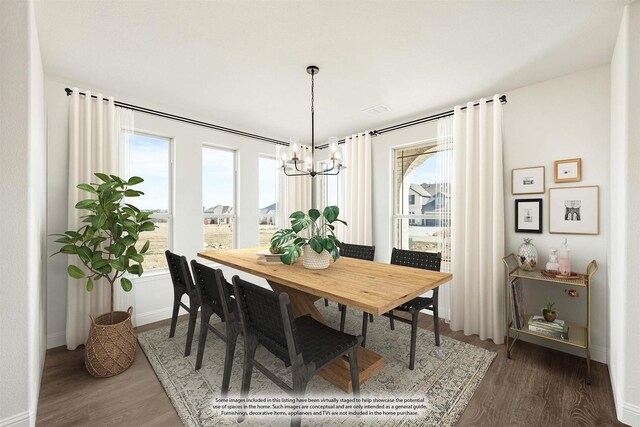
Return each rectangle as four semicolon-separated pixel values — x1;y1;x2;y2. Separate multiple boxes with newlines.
202;143;238;250
258;154;277;246
122;129;175;273
391;140;451;262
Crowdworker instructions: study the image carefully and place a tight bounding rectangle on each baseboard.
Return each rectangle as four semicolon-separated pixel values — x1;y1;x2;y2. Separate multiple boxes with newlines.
46;331;66;349
135;307;174;326
0;410;33;427
590;344;608;364
622;401;640;426
134;306;188;327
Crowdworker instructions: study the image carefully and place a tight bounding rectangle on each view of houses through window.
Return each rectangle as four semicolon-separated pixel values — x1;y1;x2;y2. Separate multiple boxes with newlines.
203;146;236;250
259;156;277;246
126;132;172;270
393;143;452;270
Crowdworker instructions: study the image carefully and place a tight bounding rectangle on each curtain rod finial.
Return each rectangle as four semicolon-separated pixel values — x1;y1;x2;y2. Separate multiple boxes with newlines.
65;88;73;96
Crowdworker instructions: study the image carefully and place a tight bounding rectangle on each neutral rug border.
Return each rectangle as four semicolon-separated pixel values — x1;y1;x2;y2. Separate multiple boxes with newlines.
138;316;496;427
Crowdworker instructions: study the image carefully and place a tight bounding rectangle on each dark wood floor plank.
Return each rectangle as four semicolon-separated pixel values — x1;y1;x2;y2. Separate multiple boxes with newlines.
37;309;625;427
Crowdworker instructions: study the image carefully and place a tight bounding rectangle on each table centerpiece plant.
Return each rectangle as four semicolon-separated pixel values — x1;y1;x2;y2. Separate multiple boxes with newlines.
270;206;346;269
51;173;155;377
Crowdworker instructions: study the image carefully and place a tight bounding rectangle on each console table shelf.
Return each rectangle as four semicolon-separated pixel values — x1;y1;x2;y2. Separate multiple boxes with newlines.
502;254;598;384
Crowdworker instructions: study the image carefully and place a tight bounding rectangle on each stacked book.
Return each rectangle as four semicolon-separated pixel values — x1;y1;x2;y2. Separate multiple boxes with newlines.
256;249;283;265
510;278;527;329
527;315;569;340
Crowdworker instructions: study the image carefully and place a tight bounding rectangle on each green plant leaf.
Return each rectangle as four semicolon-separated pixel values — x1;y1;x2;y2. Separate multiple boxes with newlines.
323;206;339;223
309;236;324;254
323;238;335;252
291;217;312;233
67;265;85;279
328;246;340;262
86;278;94;292
128;264;143;276
308;208;321;222
77;183;97;194
75;199;97;210
60;244;77;254
54;236;72;244
280;244;302;265
139;221;156;232
127;176;144;186
94;172;111;183
140;240;150;254
289;211;305;220
92;258;110;270
93;212;107;229
121;277;133;292
124;189;142;197
76;246;92;263
111;258;126;272
130;253;144;263
121;235;136;247
125;204;140;214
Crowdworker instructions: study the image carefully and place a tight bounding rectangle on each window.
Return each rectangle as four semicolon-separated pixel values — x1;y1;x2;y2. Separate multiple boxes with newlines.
258;156;277;246
203;146;236;250
393;142;451;270
126;132;172;270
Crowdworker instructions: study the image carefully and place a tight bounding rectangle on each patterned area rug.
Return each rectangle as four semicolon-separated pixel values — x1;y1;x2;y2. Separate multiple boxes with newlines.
138;302;495;427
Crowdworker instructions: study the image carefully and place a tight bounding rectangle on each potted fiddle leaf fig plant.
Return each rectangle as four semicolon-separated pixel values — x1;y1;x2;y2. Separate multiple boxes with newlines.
270;206;346;269
52;173;155;377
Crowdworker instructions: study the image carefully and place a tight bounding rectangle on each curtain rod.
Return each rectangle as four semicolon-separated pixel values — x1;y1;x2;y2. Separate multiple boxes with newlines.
316;95;507;149
64;88;290;146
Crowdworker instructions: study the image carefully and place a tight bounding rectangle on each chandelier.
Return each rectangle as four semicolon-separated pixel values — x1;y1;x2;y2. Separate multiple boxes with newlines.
281;66;345;177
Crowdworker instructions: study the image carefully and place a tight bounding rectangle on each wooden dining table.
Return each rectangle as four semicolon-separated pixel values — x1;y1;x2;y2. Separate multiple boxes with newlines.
198;247;453;392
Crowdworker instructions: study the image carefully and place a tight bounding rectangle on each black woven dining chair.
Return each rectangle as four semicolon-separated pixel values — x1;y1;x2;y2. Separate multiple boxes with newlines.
190;260;241;397
165;250;200;357
376;249;442;370
232;276;362;427
337;243;376;333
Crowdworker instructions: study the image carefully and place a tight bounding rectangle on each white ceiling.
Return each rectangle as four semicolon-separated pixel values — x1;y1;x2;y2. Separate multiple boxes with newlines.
35;0;625;144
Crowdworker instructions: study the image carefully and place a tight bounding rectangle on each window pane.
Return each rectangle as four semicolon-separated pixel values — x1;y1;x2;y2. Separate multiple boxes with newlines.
259;156;277;246
204;217;233;250
128;133;171;270
394;144;451;268
203;146;235;249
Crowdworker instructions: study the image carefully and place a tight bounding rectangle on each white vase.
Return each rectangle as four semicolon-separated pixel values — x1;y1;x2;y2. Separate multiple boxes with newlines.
302;245;331;269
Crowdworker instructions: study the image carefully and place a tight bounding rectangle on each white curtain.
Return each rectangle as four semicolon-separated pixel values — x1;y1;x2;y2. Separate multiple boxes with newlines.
450;95;505;343
66;88;135;350
276;145;312;228
436;117;453;321
341;132;372;245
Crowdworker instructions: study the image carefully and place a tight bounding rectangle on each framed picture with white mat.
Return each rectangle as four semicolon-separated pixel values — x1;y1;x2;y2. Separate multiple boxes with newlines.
549;185;599;235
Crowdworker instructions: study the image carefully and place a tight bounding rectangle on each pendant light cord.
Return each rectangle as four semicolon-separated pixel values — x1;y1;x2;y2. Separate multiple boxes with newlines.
310;70;315;171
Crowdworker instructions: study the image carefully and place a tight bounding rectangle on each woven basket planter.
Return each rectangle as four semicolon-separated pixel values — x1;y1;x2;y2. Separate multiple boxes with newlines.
302;245;331;269
85;307;136;378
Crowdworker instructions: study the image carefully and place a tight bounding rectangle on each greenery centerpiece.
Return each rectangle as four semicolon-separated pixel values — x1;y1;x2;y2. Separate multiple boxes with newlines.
270;206;346;269
52;173;155;377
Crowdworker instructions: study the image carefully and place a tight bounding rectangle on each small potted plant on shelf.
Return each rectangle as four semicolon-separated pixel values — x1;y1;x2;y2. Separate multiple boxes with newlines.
52;173;155;377
270;206;346;269
542;300;559;322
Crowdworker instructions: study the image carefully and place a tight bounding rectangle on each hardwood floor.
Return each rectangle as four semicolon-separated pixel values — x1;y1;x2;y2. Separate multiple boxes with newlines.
37;310;624;426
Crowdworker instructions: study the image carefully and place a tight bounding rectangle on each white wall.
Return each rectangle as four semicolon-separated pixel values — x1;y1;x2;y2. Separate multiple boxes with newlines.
370;66;610;363
609;3;640;425
0;0;47;425
45;77;277;346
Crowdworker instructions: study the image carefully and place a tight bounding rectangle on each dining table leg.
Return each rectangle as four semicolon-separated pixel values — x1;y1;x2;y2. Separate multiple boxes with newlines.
266;279;384;393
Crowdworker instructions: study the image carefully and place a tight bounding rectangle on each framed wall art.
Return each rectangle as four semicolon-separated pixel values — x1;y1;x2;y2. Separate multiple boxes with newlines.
549;185;599;235
515;199;543;233
554;158;582;183
512;166;545;195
